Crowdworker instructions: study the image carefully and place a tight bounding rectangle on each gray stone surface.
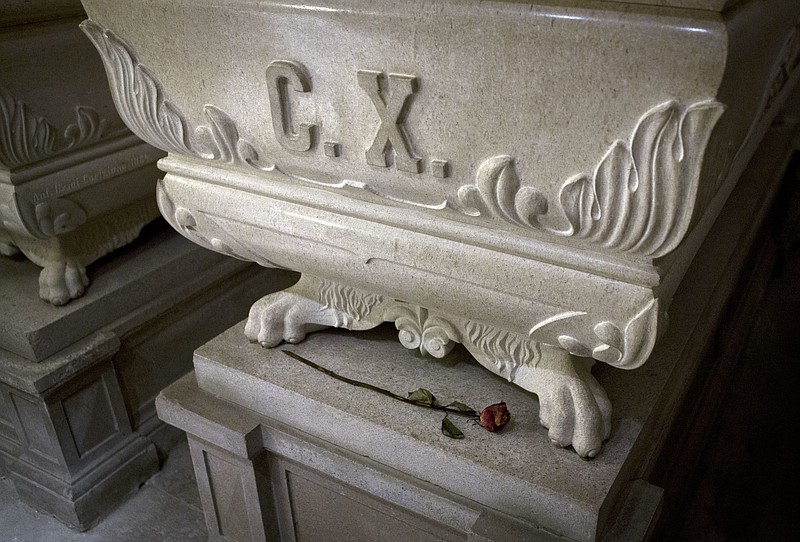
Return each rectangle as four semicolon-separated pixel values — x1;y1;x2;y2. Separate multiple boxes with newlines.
79;0;800;459
0;438;206;542
146;438;203;510
188;324;640;542
0;219;299;530
0;221;234;362
1;6;165;306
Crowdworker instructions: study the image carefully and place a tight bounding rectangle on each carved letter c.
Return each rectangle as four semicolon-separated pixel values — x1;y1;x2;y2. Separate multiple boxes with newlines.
266;60;316;152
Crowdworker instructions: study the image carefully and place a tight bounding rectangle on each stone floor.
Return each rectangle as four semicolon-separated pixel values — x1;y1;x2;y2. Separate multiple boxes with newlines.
1;249;798;540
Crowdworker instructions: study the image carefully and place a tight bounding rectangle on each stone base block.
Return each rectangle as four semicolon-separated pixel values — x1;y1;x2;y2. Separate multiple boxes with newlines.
9;433;158;531
156;105;800;541
159;338;663;542
0;219;298;530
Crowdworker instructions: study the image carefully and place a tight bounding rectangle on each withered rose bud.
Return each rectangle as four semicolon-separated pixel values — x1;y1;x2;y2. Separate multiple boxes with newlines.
479;402;510;432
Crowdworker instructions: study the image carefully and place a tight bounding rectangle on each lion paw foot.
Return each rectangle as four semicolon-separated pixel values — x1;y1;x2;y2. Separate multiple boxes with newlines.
537;369;611;458
38;261;89;306
515;350;612;459
244;291;334;347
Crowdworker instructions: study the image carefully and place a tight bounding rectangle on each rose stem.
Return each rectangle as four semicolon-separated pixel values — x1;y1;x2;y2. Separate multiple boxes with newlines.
281;350;478;418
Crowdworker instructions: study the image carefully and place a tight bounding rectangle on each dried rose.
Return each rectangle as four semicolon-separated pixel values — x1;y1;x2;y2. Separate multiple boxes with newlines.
479;402;510;432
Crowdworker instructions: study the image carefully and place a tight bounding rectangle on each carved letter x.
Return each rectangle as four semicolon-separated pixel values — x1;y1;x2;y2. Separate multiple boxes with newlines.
357;70;422;174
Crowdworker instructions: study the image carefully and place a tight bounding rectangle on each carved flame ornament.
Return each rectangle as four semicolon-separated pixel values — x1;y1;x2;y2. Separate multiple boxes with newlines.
0;87;108;168
80;21;272;170
458;101;725;258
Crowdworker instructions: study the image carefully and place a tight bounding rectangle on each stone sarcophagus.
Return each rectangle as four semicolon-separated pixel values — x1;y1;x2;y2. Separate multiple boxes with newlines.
0;2;163;305
80;0;800;457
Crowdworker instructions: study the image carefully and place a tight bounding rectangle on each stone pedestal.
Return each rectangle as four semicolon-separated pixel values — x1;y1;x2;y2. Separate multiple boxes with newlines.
0;220;298;530
157;103;800;541
156;112;800;541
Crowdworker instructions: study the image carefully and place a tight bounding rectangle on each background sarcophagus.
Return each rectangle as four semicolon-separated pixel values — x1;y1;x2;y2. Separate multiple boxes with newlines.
0;3;164;305
81;0;800;457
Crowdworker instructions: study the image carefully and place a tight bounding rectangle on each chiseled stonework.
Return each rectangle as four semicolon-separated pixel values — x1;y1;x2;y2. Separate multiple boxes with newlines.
0;20;161;305
0;88;108;168
80;0;800;457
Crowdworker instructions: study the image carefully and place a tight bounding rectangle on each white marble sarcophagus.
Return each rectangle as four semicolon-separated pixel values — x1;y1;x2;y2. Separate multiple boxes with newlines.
80;0;800;458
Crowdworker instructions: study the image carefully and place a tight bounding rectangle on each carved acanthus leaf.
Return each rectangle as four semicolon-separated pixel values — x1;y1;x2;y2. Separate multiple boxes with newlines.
80;20;272;171
458;101;724;258
64;107;108;150
80;21;193;156
194;105;273;170
560;101;724;257
0;88;108;168
456;155;549;228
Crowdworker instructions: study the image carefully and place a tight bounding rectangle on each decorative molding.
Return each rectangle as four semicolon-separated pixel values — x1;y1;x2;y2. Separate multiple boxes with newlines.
245;276;616;457
7;197;158;305
549;299;659;370
80;21;193;157
1;194;88;240
319;280;384;324
193;105;273;170
163;177;662;370
34;199;88;237
456;100;725;258
0;88;108;168
457;155;549;228
155;181;282;268
463;321;541;381
81;19;449;210
83;20;722;261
